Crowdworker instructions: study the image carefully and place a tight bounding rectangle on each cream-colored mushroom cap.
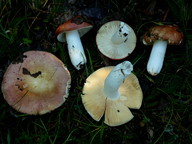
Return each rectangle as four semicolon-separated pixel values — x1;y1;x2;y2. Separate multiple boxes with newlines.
96;21;137;60
1;51;71;115
81;66;143;126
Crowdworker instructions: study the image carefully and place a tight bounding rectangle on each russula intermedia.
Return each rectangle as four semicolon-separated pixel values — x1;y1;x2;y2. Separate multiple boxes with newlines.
55;16;93;70
1;51;71;115
81;61;143;126
96;21;137;60
143;25;184;76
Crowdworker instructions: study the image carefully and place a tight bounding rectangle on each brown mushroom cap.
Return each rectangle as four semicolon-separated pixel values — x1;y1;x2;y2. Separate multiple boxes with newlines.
1;51;71;115
81;66;143;126
143;25;184;45
55;16;93;42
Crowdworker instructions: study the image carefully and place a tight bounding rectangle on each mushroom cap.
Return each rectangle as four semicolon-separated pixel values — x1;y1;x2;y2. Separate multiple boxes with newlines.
81;66;143;126
96;21;137;60
1;51;71;115
143;25;184;45
55;16;93;42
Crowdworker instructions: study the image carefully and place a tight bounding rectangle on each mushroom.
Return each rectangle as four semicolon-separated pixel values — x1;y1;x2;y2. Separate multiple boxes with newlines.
143;25;184;76
81;61;143;126
96;21;137;60
1;51;71;115
55;16;93;70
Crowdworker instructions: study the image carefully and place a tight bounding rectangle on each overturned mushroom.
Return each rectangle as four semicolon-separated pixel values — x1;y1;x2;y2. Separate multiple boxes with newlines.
96;21;137;60
81;61;143;126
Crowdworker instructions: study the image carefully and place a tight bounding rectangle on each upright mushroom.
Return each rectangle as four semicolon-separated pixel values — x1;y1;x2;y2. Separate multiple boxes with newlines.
55;16;93;70
143;25;184;76
1;51;71;115
96;21;137;60
81;61;143;126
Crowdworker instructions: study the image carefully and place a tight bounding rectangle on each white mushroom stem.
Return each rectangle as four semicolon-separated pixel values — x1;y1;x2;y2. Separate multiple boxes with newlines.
104;61;133;100
65;30;87;70
111;22;130;44
147;40;168;76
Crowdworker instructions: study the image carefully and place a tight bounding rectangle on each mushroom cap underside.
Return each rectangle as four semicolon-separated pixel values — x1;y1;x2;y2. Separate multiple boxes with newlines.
55;16;93;42
1;51;71;115
143;25;184;45
81;66;143;126
96;21;137;60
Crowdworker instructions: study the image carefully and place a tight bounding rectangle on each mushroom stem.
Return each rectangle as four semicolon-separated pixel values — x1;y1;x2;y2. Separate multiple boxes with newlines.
111;22;130;44
65;30;87;70
104;61;133;100
147;40;167;76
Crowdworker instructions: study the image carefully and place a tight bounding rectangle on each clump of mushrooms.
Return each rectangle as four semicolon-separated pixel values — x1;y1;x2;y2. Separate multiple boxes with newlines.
1;51;71;115
96;21;137;60
55;16;93;70
143;25;184;76
81;61;143;126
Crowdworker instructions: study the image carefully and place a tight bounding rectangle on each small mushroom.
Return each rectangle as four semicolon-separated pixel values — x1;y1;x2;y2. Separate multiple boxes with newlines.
143;25;184;76
1;51;71;115
55;16;93;70
96;21;137;60
81;61;143;126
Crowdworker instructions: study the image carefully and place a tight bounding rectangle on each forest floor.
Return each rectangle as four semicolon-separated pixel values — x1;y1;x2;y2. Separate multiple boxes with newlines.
0;0;192;144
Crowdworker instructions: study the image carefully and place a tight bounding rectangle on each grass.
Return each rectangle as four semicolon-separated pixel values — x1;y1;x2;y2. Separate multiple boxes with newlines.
0;0;192;143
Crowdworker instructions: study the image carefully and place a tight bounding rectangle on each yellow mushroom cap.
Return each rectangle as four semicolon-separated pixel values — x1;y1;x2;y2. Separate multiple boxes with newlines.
81;66;143;126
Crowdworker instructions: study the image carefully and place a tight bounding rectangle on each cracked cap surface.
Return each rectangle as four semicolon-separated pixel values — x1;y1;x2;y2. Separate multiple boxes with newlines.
1;51;71;115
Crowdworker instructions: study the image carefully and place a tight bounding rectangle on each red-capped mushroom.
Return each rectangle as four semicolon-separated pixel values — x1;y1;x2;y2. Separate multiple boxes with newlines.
55;16;93;70
143;25;184;76
1;51;71;115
